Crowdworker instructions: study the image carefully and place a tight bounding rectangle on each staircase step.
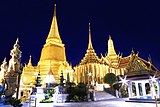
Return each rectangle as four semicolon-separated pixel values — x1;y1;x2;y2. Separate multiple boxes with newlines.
95;91;116;101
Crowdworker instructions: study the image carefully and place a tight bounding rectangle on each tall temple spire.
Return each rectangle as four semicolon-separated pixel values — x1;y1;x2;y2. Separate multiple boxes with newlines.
88;23;93;49
107;35;117;56
80;23;100;65
46;4;62;45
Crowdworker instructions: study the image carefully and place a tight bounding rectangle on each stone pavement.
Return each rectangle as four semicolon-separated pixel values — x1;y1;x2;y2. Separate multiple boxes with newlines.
0;91;159;107
21;99;159;107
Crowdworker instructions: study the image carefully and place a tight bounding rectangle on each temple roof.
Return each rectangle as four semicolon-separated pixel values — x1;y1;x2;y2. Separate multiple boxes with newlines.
79;23;100;65
120;51;160;80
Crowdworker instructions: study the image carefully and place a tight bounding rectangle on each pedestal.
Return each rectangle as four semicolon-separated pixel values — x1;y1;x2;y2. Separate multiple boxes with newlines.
34;87;45;103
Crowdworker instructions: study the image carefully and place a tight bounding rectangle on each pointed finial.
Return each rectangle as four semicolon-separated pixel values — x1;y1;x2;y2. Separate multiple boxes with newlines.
131;48;134;54
88;22;93;49
121;52;123;57
13;38;20;49
148;54;152;63
89;22;91;32
28;55;32;66
100;53;103;57
69;62;72;67
54;4;56;16
109;35;112;40
16;37;18;42
136;51;139;56
3;57;6;63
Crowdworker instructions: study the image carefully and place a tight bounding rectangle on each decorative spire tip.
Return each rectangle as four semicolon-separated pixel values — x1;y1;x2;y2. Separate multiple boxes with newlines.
109;35;111;39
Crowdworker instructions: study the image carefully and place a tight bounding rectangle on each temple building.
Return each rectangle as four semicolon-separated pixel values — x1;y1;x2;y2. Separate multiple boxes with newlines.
74;23;106;84
74;25;126;85
21;4;73;89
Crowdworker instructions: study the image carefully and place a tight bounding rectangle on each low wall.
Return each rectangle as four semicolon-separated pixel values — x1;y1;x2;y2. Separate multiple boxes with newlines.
52;94;68;103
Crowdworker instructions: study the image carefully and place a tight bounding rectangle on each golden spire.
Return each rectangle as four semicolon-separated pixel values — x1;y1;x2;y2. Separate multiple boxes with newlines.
46;4;62;45
107;35;117;56
27;55;32;66
80;23;100;65
88;23;93;49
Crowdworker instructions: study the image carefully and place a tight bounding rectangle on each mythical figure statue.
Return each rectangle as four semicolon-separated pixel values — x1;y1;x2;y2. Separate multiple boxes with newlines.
4;38;22;98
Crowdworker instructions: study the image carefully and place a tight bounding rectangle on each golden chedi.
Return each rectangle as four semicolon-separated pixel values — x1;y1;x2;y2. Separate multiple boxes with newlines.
21;4;73;86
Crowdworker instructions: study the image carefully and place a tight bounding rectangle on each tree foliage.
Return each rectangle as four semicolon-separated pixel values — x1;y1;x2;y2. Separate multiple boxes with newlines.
103;73;118;86
66;82;88;102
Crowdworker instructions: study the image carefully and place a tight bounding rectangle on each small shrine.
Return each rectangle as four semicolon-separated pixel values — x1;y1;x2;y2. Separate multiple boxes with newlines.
119;52;160;102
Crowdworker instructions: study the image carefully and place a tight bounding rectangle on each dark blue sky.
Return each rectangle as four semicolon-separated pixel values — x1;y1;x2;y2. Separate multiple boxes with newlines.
0;0;160;69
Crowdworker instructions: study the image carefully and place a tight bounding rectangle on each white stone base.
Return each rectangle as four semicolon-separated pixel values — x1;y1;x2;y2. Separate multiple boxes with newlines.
53;94;68;103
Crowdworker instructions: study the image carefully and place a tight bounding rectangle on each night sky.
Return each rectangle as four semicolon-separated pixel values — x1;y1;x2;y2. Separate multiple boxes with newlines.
0;1;160;69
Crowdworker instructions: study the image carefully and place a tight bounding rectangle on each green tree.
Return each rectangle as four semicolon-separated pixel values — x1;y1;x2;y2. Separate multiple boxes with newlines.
66;82;88;102
103;73;118;87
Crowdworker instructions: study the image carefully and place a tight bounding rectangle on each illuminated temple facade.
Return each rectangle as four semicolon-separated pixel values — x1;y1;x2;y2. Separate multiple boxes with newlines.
0;4;160;99
12;4;160;87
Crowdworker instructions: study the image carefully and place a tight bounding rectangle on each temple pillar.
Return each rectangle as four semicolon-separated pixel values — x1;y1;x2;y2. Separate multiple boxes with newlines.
87;64;90;84
142;82;146;96
95;65;98;83
82;67;84;83
98;65;101;83
94;65;97;82
79;67;81;83
135;82;140;98
91;64;94;85
99;65;103;84
158;81;160;98
84;66;87;83
128;81;132;98
155;81;159;98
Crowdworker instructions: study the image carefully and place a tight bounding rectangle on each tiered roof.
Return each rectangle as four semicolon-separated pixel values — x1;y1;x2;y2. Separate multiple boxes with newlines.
79;23;100;65
119;50;160;80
